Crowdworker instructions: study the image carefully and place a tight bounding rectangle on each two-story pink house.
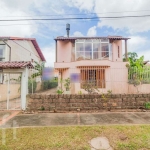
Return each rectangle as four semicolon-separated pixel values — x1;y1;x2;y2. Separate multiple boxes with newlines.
54;36;130;94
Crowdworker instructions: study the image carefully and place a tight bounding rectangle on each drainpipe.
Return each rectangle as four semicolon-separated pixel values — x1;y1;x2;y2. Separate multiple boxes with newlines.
2;40;11;61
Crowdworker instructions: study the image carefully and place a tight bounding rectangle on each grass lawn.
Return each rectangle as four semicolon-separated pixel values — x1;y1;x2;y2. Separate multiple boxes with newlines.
0;125;150;150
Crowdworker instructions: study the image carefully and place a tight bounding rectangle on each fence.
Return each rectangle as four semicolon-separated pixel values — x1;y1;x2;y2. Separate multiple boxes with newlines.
27;93;150;112
128;66;150;85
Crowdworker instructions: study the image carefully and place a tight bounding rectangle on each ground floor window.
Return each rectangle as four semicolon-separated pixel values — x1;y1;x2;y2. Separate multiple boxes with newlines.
80;69;105;88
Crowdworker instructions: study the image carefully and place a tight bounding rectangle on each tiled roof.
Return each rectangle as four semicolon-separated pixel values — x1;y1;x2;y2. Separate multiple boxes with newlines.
54;36;130;41
0;37;46;61
0;61;33;69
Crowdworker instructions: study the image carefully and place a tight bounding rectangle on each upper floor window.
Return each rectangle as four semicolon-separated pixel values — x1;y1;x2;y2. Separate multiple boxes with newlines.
75;39;110;61
0;44;5;61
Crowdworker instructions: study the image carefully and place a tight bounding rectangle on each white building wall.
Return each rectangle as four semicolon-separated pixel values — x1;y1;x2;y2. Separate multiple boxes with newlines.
6;40;41;63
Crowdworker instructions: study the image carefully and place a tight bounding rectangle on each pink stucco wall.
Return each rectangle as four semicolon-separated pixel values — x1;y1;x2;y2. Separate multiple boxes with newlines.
112;40;122;62
57;41;72;63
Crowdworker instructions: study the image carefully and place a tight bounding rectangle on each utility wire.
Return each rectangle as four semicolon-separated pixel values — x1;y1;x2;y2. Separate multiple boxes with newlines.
0;17;146;26
0;14;150;21
1;9;150;18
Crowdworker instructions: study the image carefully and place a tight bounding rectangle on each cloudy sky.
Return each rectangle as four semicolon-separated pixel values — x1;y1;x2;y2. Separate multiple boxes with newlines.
0;0;150;66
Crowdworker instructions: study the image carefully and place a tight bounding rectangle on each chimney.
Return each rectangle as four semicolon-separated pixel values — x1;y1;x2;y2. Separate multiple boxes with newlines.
66;23;70;38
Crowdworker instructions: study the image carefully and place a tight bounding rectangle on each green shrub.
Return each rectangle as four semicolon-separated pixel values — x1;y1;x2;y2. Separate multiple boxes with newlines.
145;102;150;109
56;89;64;94
41;78;58;90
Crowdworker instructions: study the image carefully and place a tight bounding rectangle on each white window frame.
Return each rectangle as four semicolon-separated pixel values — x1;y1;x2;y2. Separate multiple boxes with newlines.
75;39;110;61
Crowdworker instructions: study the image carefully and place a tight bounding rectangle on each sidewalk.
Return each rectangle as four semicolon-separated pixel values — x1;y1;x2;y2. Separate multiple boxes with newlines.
0;111;20;126
1;112;150;128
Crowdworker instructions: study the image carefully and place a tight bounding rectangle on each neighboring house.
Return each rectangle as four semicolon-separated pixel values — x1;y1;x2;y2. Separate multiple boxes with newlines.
0;37;45;63
54;36;131;94
0;37;45;109
0;37;45;83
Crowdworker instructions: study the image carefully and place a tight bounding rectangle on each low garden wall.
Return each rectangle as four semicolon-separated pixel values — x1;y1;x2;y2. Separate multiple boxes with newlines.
27;94;150;112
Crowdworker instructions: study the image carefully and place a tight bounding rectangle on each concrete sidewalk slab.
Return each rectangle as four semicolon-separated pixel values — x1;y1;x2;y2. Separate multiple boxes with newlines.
0;111;20;126
1;112;150;128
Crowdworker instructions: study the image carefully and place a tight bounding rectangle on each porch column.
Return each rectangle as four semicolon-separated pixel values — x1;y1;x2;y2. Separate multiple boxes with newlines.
125;40;128;61
21;67;28;110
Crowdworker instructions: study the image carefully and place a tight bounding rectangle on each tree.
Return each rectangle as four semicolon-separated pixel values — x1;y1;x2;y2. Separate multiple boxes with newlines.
31;61;45;80
125;52;144;74
123;52;138;62
127;53;145;91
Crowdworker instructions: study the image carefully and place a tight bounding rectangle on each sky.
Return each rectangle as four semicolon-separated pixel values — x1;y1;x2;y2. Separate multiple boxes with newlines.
0;0;150;66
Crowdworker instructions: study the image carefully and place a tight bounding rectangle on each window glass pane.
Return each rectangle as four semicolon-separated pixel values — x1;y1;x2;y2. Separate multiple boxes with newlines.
76;39;84;42
101;43;109;57
93;43;100;52
75;40;111;60
76;43;84;51
101;39;109;42
85;43;92;52
0;45;5;61
85;39;92;42
76;51;84;61
0;49;3;56
93;39;100;42
93;52;101;59
85;52;92;59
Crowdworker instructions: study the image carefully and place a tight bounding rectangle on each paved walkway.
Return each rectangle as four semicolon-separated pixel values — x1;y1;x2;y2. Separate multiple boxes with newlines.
39;87;57;94
1;112;150;128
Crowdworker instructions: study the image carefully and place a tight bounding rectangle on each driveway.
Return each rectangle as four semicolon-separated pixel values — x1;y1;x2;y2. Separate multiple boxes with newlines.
1;112;150;128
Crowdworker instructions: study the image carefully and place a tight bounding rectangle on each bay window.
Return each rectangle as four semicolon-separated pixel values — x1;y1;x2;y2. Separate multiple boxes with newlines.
75;39;112;61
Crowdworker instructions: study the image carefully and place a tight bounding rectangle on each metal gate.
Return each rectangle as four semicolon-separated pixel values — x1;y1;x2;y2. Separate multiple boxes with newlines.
0;72;21;110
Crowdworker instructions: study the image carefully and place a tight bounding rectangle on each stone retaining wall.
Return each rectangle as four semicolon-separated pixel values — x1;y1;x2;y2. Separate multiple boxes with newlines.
27;94;150;112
